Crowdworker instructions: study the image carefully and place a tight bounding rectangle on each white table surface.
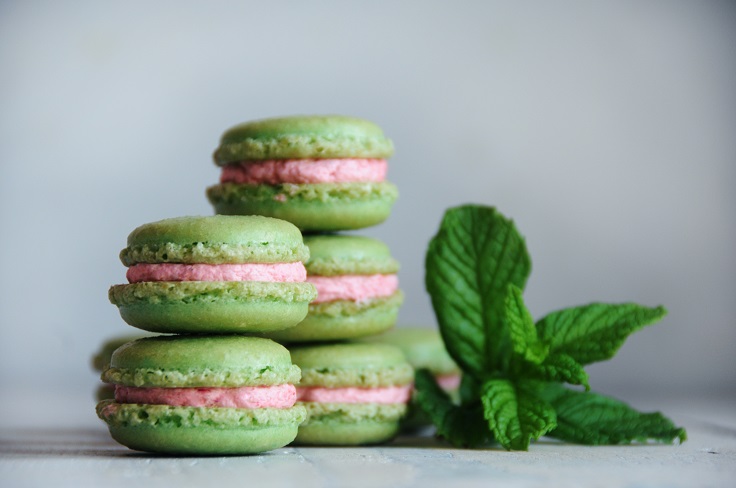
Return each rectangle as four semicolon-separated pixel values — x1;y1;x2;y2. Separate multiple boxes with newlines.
2;391;734;488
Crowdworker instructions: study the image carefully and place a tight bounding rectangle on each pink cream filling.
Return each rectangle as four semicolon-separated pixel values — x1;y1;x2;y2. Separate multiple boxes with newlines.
114;384;297;409
127;262;307;283
435;373;461;391
220;158;388;184
296;385;412;404
308;274;398;303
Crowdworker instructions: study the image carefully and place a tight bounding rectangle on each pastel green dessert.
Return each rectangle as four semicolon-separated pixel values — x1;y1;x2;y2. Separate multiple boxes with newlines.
360;327;459;378
264;235;403;342
289;343;413;445
359;327;461;431
96;336;306;455
108;215;316;334
207;115;398;232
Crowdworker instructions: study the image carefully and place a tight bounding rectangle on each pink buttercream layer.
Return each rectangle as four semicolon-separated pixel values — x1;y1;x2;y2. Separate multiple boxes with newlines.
308;274;398;303
126;262;307;283
220;159;388;184
115;384;297;409
435;374;461;391
296;385;412;404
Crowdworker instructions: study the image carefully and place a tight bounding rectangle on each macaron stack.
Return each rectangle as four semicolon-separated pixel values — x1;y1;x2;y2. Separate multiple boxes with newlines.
99;215;316;454
207;116;410;445
97;115;410;453
207;115;403;343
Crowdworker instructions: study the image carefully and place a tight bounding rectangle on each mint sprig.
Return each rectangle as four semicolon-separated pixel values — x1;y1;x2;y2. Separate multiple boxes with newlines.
418;204;685;450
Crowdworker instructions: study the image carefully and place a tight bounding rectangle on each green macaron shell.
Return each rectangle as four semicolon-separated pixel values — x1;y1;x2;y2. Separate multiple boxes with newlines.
290;343;413;388
360;327;460;376
303;235;399;276
91;333;153;372
265;291;403;342
294;403;406;446
120;215;309;266
102;335;301;387
97;401;306;455
109;280;316;334
213;115;394;165
207;182;398;232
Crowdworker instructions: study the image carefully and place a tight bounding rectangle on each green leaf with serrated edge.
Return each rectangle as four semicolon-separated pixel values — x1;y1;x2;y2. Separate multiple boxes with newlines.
505;284;548;365
425;205;531;377
535;303;667;365
518;353;589;389
481;379;556;451
414;369;490;448
536;383;687;445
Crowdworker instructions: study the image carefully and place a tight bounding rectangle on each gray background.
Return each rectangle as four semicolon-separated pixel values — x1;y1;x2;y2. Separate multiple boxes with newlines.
1;0;734;412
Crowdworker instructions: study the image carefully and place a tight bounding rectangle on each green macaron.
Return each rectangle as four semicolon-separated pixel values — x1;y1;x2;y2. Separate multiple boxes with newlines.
288;343;413;445
96;335;306;455
207;115;398;232
359;327;459;377
108;215;316;334
359;327;461;431
263;235;403;342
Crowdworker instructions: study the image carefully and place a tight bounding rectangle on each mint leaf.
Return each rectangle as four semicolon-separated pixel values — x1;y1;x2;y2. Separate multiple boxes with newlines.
536;303;667;365
504;285;587;387
481;379;556;450
505;284;548;365
520;353;590;389
414;369;490;448
459;374;481;406
537;383;687;445
426;205;531;377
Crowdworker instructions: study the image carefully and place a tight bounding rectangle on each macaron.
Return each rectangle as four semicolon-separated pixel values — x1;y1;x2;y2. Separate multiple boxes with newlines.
264;235;403;342
108;215;317;334
359;327;461;431
96;335;306;455
91;333;153;401
288;343;413;445
207;115;398;231
360;327;460;388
